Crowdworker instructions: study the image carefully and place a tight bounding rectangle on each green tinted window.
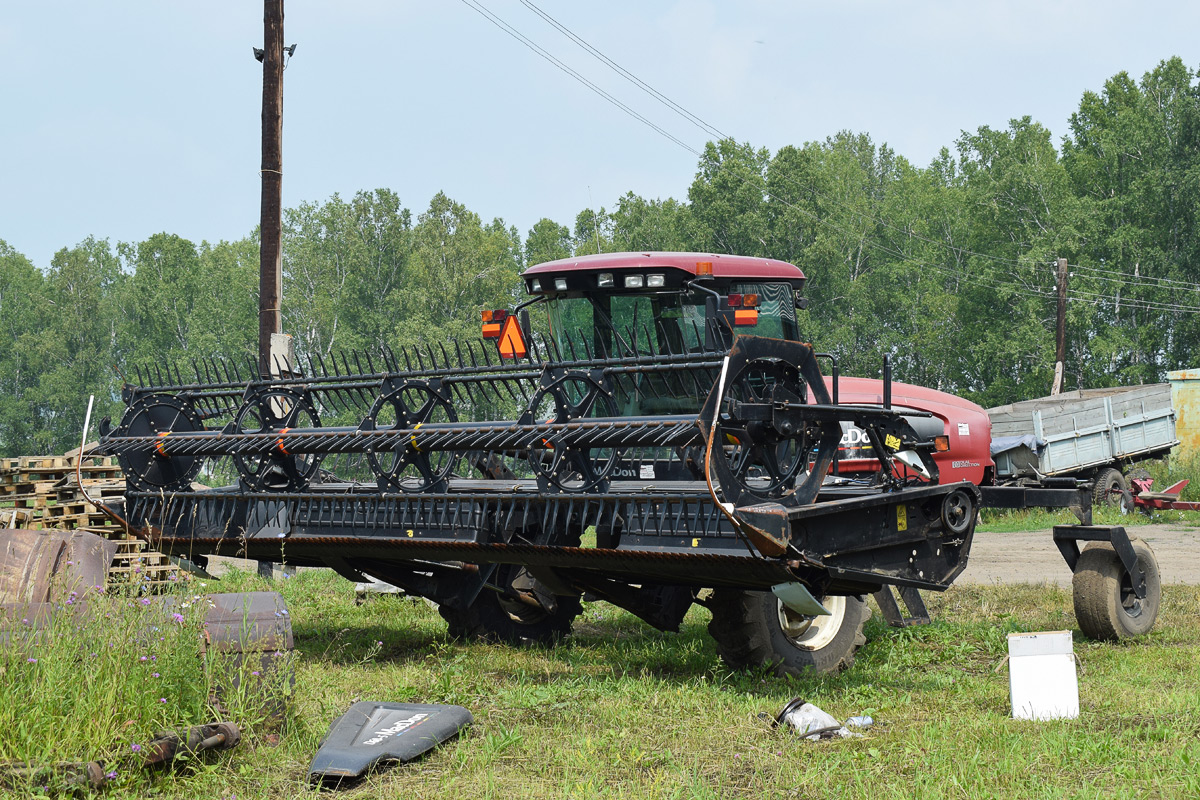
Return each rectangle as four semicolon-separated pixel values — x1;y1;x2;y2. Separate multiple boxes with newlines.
731;282;796;340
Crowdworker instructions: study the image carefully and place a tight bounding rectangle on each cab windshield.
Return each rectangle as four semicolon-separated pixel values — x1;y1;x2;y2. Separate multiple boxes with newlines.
543;282;797;359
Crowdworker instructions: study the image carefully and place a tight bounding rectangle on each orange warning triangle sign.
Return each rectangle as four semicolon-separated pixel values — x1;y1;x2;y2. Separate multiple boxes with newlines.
497;315;528;360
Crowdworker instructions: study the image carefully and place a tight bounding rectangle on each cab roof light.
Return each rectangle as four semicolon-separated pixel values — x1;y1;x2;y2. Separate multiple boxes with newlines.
696;261;713;278
529;278;542;292
646;273;665;288
554;278;568;291
624;274;644;289
597;273;614;288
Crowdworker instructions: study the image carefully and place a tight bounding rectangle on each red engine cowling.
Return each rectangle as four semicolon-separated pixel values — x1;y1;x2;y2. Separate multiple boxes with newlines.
823;376;993;486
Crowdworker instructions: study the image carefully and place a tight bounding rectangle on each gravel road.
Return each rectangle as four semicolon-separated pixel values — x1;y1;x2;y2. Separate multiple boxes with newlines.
207;524;1200;587
957;522;1200;586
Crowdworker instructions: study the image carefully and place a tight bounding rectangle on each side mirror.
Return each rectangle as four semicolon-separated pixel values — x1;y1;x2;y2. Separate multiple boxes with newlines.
519;309;532;343
794;296;809;311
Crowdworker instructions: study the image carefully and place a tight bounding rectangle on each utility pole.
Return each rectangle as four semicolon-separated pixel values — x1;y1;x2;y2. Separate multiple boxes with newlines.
1051;257;1068;396
256;1;296;581
258;0;284;379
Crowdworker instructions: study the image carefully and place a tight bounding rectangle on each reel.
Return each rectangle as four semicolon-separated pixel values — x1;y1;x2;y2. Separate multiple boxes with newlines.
364;378;458;493
115;393;206;492
523;369;619;493
721;359;816;497
699;337;841;509
231;386;323;491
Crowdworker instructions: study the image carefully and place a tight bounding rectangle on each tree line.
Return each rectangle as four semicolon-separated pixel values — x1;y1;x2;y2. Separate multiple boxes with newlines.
2;57;1198;455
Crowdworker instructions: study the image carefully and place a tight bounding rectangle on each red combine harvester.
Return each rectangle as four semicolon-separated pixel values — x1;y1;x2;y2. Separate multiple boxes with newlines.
98;252;1161;675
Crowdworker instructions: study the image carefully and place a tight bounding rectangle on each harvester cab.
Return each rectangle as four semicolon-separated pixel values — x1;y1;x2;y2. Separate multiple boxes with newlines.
512;252;804;362
481;253;813;484
496;252;969;490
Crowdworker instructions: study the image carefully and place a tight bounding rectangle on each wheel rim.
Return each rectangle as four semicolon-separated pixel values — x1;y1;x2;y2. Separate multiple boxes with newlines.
494;566;553;626
942;489;974;535
777;595;847;650
1097;470;1127;507
1119;568;1144;619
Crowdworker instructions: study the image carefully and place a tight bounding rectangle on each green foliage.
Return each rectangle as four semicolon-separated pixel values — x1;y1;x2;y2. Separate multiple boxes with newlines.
573;206;615;255
1062;57;1200;386
402;192;522;347
4;56;1200;453
0;240;51;453
524;218;572;267
610;193;693;252
282;189;414;357
688;139;771;256
33;237;124;453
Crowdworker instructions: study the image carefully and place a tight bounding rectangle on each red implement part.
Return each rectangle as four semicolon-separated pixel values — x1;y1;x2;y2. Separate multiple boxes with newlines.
825;376;994;486
1131;478;1200;511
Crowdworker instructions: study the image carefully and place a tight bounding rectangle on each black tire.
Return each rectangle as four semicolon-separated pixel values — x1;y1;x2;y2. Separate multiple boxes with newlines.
1127;467;1152;483
1092;467;1128;508
439;569;581;646
1072;537;1161;640
707;590;870;677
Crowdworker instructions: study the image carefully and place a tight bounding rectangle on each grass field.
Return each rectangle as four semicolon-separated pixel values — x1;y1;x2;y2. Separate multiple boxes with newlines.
4;567;1197;799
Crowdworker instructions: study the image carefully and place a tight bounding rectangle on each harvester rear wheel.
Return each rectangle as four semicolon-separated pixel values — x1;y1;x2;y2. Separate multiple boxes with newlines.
707;590;870;677
440;567;581;646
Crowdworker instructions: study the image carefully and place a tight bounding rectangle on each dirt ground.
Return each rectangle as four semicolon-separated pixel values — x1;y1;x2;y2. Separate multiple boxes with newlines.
207;523;1200;587
957;522;1200;586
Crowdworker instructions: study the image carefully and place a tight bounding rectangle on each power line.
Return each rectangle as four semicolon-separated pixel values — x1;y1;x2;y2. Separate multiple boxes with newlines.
469;0;1200;315
515;1;1200;306
518;0;728;142
1065;261;1200;292
456;0;700;158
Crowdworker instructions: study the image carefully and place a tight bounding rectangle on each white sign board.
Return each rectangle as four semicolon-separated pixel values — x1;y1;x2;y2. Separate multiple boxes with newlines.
1008;631;1079;720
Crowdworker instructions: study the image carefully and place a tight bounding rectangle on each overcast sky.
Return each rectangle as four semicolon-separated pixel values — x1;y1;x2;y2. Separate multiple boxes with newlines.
3;1;1199;269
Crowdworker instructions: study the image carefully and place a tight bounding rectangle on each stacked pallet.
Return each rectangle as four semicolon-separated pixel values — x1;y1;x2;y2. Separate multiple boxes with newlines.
0;454;122;531
0;452;181;589
106;536;182;588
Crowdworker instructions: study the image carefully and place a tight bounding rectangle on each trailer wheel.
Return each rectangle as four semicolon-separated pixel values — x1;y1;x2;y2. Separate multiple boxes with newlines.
707;590;870;677
439;568;581;646
1092;467;1129;508
1072;537;1160;640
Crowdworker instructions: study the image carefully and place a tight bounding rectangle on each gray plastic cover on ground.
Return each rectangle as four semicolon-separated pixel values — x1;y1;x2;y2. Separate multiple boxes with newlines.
308;701;472;786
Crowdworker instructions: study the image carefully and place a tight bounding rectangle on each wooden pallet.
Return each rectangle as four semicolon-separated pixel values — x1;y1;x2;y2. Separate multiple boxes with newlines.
0;479;59;495
107;545;181;587
3;450;180;588
1;507;33;527
55;480;125;503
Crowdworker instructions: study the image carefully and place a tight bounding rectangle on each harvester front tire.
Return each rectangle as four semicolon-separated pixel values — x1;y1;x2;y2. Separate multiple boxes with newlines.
707;590;870;677
1072;537;1160;640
